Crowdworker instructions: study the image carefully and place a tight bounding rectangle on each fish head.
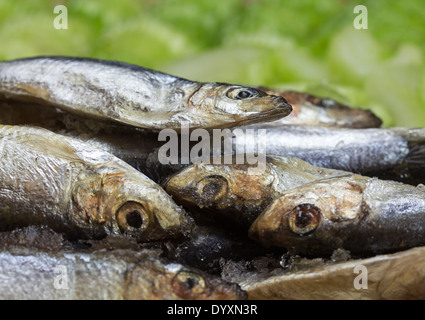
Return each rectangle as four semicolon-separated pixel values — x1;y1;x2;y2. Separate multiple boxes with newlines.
71;170;193;241
254;87;383;128
249;176;368;255
163;160;275;223
188;83;292;127
126;261;247;300
169;267;247;300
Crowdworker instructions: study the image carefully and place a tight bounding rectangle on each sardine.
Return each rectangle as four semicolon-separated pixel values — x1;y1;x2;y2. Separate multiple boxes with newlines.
0;100;179;183
0;247;247;300
235;125;414;174
249;174;425;255
365;128;425;186
163;155;347;228
3;101;422;186
238;246;425;300
252;87;382;128
0;56;292;130
0;125;193;240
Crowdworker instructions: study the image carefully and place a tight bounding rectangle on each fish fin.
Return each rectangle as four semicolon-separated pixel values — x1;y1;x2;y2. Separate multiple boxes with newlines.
18;128;84;163
406;144;425;166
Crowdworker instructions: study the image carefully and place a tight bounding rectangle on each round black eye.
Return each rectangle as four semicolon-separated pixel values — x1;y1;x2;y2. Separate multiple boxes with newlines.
236;90;254;99
226;87;260;100
287;203;321;236
116;201;150;233
126;211;143;228
197;175;229;203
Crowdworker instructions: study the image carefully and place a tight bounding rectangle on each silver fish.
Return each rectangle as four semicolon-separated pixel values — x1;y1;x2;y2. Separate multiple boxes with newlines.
2;101;422;185
249;174;425;255
0;56;292;130
0;100;185;182
235;125;412;174
0;247;247;300
0;124;193;240
252;87;382;128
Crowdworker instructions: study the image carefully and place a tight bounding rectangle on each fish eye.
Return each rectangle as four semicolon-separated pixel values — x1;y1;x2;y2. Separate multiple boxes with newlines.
236;90;254;99
226;87;259;100
172;271;207;299
197;175;229;203
287;203;321;236
116;201;150;234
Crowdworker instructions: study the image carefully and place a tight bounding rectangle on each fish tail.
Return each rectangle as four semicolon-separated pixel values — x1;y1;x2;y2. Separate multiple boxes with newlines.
397;128;425;167
403;143;425;185
406;144;425;166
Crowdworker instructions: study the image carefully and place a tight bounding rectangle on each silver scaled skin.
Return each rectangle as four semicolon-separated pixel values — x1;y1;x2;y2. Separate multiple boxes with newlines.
0;248;247;300
0;56;292;130
1;101;424;184
0;125;193;240
249;174;425;255
236;125;410;173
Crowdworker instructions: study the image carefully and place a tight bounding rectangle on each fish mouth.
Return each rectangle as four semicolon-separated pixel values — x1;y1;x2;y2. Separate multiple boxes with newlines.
240;98;292;127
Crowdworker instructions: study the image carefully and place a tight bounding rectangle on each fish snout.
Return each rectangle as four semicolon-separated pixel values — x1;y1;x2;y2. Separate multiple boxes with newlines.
272;95;293;114
241;95;292;113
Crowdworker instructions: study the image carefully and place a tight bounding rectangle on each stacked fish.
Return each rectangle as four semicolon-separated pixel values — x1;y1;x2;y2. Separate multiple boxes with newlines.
0;56;424;300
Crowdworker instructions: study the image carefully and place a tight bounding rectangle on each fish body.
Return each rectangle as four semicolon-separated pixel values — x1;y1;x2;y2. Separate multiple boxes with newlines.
1;101;421;185
249;174;425;255
0;100;196;183
0;247;246;300
164;155;347;228
236;125;410;174
0;100;176;182
0;125;193;240
252;87;382;128
0;56;292;130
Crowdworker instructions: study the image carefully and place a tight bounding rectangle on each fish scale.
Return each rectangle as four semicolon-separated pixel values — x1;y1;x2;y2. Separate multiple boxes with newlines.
0;56;292;130
0;247;247;300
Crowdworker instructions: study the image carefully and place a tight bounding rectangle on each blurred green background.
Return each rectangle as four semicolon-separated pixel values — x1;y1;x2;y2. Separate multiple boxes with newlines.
1;0;424;126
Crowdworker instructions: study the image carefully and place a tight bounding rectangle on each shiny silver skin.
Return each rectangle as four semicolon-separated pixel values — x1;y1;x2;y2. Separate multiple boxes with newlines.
0;101;420;184
0;247;247;300
0;100;183;182
249;174;425;255
0;56;292;130
0;125;193;240
236;125;410;173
